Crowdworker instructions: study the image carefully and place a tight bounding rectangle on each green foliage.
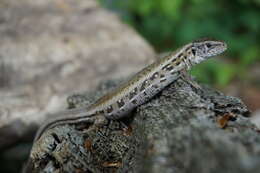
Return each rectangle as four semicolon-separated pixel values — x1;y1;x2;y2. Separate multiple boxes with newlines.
99;0;260;86
190;60;236;87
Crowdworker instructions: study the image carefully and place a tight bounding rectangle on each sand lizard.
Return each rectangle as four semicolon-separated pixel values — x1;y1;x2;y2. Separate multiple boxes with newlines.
34;38;227;141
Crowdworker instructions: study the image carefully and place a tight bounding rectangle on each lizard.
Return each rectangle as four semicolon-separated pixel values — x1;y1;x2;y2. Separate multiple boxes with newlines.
33;38;227;142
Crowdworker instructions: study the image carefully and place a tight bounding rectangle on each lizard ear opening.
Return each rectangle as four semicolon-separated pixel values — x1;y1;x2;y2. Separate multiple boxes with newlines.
206;43;212;48
191;48;196;56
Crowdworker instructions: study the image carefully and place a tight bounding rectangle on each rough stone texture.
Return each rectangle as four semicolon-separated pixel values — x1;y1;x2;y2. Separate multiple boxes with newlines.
26;75;259;173
0;0;155;149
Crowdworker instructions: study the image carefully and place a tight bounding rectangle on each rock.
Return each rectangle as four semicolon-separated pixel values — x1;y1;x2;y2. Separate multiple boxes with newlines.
251;110;260;128
0;0;155;150
26;75;259;173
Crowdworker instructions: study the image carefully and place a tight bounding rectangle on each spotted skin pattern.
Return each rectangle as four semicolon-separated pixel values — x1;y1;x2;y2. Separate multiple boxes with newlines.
34;38;227;141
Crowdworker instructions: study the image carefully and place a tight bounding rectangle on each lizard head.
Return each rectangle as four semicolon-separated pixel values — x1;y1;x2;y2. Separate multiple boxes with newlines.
189;38;227;64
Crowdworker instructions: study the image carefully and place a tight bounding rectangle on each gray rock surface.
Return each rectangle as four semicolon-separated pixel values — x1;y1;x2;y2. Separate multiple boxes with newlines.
26;75;259;173
0;0;155;149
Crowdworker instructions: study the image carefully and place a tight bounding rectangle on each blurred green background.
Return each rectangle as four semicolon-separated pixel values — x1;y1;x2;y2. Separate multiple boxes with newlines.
99;0;260;88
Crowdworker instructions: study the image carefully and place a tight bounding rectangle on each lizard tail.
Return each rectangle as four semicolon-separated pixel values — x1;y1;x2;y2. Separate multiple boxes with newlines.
33;107;95;142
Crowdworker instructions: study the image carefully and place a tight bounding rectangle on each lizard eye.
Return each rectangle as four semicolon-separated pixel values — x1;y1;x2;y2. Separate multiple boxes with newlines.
191;48;196;56
206;43;212;48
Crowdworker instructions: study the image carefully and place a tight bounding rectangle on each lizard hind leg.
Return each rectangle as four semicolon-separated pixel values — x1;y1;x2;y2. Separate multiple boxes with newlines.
79;114;110;134
93;114;109;128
